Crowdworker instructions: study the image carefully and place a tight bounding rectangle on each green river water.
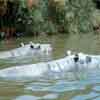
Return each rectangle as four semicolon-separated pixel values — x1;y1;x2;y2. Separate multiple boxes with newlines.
0;34;100;100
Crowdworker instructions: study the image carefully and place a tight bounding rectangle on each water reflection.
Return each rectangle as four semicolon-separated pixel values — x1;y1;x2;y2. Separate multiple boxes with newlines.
15;93;59;100
0;34;100;99
0;68;100;100
71;92;100;100
15;95;40;100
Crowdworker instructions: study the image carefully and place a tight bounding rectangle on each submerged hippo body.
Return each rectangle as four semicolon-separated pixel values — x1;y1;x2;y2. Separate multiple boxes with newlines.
0;53;100;78
0;43;52;59
0;56;74;78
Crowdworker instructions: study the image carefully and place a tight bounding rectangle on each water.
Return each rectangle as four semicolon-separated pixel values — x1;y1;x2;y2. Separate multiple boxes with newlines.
0;34;100;100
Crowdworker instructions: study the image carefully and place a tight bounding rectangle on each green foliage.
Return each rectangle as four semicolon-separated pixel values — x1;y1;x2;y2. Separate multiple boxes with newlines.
64;0;95;34
4;0;97;35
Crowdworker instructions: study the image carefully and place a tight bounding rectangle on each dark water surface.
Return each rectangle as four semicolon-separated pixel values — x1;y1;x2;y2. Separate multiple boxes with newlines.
0;34;100;100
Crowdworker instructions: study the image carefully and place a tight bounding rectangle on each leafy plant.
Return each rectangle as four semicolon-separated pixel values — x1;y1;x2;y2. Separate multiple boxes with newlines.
0;0;98;38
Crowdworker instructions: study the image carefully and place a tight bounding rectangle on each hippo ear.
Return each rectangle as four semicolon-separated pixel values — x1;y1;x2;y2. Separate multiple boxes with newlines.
29;41;34;45
78;52;84;56
20;42;24;47
66;50;72;56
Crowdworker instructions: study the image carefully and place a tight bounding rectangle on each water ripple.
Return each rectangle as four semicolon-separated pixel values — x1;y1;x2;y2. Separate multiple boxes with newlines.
71;92;100;100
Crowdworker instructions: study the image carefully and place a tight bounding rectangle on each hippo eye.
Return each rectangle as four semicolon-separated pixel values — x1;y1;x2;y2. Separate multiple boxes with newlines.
73;54;79;63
